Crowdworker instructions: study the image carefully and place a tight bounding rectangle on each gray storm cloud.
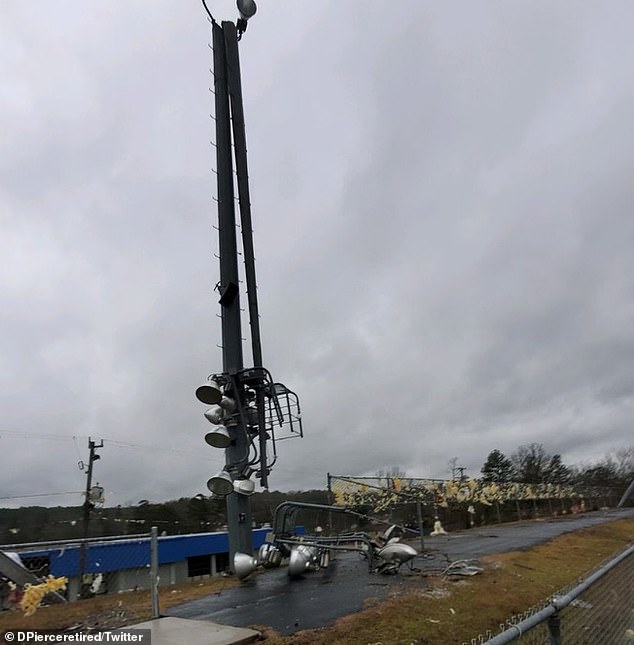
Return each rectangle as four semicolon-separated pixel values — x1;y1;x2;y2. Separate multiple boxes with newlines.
1;1;633;508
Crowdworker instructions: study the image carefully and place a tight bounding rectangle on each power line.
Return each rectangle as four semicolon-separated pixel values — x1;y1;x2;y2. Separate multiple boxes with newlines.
72;435;84;462
1;430;79;442
0;491;83;501
0;431;216;462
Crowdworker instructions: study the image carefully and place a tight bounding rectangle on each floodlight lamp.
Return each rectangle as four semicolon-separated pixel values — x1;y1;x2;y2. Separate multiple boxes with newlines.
204;426;232;449
234;552;258;580
288;545;317;577
207;470;234;496
258;543;282;568
383;525;398;543
196;379;223;405
218;396;236;412
204;405;224;425
233;478;255;496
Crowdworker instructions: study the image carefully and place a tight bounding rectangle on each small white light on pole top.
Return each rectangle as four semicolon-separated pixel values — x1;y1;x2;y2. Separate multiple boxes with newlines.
236;0;256;38
237;0;257;19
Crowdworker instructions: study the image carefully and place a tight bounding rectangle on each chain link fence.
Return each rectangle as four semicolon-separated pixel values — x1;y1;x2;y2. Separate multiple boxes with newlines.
0;529;159;627
467;544;634;644
327;474;622;532
1;526;274;631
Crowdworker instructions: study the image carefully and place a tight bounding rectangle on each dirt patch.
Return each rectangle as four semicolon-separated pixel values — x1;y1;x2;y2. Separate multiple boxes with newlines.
0;576;238;633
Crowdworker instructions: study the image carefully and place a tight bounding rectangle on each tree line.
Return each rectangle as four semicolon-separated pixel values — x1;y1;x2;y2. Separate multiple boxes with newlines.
0;489;330;546
480;443;634;491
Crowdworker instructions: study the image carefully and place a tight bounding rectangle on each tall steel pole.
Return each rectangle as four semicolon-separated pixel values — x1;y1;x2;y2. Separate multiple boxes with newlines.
212;19;252;563
222;21;270;490
200;3;303;569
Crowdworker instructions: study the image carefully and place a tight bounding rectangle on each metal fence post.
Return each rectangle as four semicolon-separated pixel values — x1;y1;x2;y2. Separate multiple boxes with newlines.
327;473;333;534
416;500;425;552
547;611;562;645
150;526;160;619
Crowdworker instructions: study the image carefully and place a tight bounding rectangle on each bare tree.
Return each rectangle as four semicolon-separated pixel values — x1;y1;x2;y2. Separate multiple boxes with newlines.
511;443;551;483
375;466;407;487
614;446;634;481
575;445;634;489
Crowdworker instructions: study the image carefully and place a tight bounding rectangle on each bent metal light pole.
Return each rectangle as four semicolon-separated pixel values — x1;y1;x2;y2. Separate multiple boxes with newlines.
196;1;304;569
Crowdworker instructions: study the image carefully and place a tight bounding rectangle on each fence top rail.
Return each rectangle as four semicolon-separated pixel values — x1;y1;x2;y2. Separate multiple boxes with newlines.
0;526;274;553
330;474;620;491
481;542;634;644
331;475;446;484
0;532;152;551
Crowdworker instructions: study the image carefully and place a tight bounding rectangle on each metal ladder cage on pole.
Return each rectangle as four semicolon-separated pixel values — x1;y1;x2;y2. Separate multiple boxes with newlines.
269;383;303;440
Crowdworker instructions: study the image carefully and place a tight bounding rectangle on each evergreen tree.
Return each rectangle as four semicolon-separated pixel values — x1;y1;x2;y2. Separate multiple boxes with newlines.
544;454;570;483
481;449;515;482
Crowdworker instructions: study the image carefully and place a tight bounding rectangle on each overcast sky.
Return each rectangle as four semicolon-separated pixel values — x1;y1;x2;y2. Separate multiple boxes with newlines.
1;1;634;510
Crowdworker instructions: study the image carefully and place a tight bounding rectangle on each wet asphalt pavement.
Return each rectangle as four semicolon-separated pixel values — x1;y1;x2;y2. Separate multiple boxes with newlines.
165;507;634;635
166;554;391;635
422;507;634;560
